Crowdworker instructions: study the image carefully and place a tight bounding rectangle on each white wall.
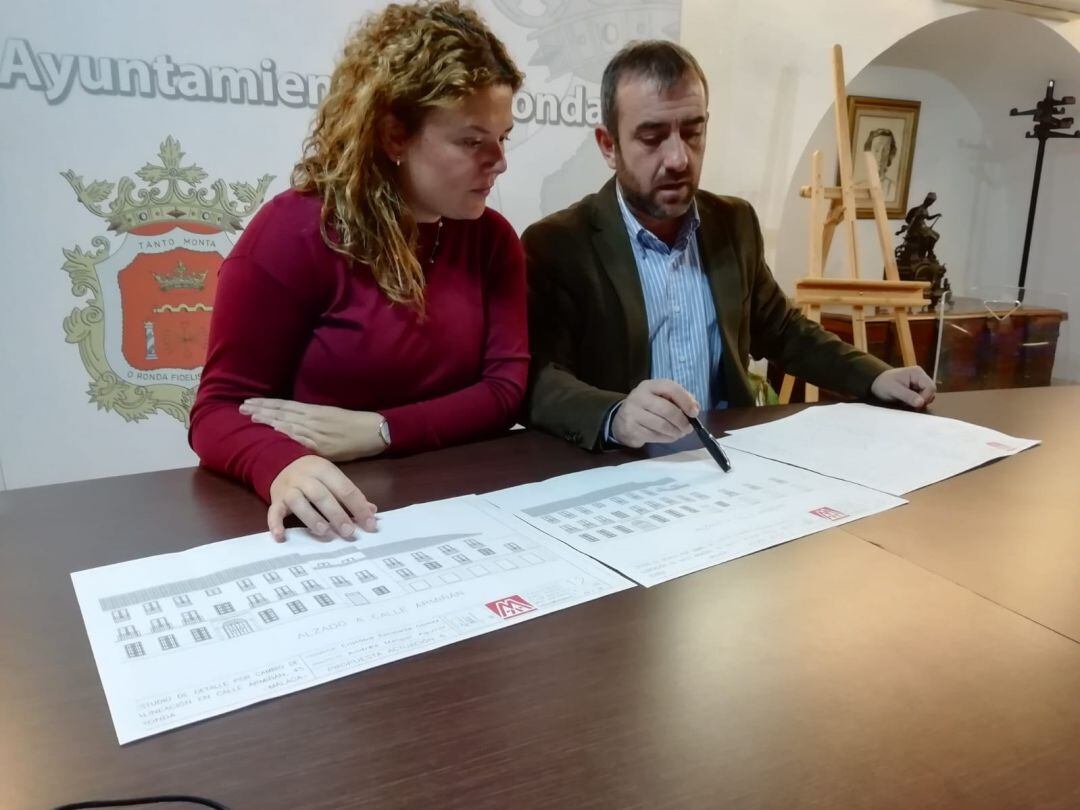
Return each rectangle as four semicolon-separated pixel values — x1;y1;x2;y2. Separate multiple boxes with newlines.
775;66;986;292
770;10;1080;381
681;0;971;254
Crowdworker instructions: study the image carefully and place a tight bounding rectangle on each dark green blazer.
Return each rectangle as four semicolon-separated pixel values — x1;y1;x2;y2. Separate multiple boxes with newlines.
523;178;890;450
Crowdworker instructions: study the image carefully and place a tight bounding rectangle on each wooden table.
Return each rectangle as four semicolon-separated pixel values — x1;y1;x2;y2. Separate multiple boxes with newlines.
836;386;1080;642
3;389;1080;809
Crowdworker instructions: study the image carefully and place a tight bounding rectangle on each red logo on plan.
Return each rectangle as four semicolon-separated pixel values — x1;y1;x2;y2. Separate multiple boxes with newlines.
810;506;848;521
486;595;536;619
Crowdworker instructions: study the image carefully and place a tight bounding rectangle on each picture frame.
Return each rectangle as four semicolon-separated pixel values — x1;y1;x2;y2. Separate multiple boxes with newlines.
846;95;921;219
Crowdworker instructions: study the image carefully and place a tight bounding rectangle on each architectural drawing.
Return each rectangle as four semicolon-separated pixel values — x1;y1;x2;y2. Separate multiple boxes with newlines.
485;450;907;586
71;495;632;743
88;529;572;663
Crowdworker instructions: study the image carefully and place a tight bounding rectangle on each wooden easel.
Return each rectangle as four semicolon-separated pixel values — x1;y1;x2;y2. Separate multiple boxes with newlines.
778;45;929;404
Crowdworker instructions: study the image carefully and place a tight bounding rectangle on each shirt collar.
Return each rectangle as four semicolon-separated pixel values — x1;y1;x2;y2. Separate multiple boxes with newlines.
615;181;700;255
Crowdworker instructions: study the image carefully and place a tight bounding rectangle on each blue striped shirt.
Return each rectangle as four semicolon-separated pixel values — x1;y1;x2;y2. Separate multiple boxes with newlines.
615;184;725;410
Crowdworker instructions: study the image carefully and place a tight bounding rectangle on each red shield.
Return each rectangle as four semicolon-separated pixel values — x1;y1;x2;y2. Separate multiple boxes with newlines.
118;222;223;370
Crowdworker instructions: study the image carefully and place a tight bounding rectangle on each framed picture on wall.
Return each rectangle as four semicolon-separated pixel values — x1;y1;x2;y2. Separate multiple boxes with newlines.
846;95;921;219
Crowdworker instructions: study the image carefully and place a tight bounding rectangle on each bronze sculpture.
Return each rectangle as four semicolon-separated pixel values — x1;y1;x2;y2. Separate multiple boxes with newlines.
895;192;950;309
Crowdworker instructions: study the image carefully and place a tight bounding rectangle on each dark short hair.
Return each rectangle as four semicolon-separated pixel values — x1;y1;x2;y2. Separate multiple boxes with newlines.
863;127;898;164
600;40;709;134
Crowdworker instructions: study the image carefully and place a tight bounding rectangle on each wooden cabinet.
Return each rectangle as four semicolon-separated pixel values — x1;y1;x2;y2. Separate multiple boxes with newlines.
770;300;1068;400
824;302;1068;391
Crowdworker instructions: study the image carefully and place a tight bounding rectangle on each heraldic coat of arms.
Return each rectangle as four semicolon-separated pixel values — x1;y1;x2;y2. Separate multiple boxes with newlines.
61;137;272;424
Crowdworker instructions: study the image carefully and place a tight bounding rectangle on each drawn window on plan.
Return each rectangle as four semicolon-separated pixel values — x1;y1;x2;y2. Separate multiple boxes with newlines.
222;619;254;639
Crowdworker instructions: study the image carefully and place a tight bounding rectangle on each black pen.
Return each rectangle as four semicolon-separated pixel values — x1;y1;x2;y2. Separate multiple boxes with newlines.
689;415;733;473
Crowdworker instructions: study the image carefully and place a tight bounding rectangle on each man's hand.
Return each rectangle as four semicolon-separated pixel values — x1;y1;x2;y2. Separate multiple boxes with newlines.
870;366;937;409
267;455;378;542
241;398;385;462
611;379;700;448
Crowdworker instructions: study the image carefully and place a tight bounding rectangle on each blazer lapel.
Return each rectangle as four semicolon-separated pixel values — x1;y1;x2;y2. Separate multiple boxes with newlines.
696;195;750;403
590;178;650;382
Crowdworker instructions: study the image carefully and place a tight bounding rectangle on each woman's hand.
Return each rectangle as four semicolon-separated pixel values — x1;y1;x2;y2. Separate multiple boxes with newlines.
267;455;378;542
241;398;386;462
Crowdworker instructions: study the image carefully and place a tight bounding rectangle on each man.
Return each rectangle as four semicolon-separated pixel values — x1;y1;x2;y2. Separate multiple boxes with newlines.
864;127;898;198
524;40;935;450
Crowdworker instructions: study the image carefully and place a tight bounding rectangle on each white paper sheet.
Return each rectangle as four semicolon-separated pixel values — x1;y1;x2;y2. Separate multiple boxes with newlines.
71;495;633;743
483;449;905;587
718;403;1040;496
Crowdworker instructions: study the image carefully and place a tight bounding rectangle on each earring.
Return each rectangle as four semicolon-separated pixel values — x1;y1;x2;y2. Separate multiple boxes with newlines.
395;158;401;167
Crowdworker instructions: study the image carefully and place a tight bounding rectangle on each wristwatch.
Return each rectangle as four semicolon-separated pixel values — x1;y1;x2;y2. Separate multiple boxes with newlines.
377;417;392;448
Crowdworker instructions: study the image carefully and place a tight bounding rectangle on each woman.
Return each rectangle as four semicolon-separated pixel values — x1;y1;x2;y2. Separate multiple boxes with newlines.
189;1;527;542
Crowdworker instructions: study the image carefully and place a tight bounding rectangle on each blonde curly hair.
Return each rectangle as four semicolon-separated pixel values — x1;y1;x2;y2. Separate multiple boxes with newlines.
292;1;523;309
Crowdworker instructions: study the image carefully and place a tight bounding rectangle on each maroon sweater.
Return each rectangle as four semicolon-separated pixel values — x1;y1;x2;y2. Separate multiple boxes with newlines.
189;189;528;501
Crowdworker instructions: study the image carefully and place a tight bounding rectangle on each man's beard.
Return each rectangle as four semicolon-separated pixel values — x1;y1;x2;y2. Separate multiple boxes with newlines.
617;164;695;221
